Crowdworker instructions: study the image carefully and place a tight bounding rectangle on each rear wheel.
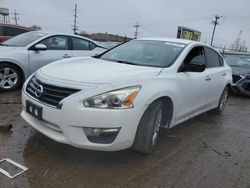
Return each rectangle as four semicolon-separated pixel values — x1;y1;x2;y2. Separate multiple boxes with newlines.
211;86;229;114
0;63;22;91
133;100;163;154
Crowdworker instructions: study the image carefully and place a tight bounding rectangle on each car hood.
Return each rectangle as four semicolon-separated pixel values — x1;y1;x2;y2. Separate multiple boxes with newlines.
231;66;250;76
38;57;162;84
0;46;17;52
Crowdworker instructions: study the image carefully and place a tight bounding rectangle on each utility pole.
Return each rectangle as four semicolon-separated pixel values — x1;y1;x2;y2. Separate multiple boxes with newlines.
72;4;78;34
210;15;221;46
133;21;140;39
12;9;19;25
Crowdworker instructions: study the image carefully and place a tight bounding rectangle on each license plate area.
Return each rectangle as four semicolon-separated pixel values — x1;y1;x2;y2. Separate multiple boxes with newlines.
26;101;43;120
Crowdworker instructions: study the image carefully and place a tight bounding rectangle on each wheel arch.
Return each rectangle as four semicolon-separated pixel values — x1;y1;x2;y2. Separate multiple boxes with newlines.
226;83;231;89
157;96;174;128
143;93;175;129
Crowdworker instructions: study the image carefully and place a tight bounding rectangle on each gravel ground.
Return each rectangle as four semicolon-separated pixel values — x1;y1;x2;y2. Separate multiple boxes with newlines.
0;90;250;188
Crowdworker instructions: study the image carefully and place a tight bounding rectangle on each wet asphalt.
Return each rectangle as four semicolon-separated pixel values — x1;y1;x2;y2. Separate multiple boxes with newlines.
0;90;250;188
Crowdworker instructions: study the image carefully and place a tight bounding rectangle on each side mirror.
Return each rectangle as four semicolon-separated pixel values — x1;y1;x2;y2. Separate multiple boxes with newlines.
181;63;206;72
34;44;47;51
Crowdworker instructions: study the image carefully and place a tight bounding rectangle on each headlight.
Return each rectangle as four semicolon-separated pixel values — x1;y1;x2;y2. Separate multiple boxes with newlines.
244;74;250;79
83;86;141;109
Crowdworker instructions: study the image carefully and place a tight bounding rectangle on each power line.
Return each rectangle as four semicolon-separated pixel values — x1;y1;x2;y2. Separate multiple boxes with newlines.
210;15;222;46
11;9;19;25
72;4;78;34
133;21;140;39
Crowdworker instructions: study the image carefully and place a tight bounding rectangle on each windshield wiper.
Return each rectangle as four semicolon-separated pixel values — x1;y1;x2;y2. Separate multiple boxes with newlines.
230;65;243;67
0;43;8;46
116;60;138;65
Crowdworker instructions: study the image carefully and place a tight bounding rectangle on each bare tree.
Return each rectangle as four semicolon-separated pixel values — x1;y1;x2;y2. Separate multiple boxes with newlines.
230;30;248;52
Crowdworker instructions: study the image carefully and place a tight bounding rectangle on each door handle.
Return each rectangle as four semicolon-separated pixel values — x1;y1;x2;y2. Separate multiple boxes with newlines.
205;76;212;81
222;72;227;76
63;54;71;58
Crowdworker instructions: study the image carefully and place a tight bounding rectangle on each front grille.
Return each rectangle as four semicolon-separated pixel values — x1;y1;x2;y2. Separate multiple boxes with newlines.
232;75;242;83
26;76;80;108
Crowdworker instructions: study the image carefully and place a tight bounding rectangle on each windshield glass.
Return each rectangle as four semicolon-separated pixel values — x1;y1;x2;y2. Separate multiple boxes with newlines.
99;40;186;67
224;55;250;68
2;32;47;47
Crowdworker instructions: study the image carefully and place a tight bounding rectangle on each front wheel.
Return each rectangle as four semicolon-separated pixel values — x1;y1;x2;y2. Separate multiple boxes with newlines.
133;100;163;154
211;86;229;114
0;63;22;91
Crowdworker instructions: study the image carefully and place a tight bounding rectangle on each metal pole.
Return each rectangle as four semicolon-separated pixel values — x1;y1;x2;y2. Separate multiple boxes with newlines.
210;15;220;46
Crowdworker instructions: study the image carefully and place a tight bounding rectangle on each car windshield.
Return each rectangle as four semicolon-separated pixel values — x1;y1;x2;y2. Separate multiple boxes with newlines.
99;40;186;67
2;32;47;47
224;55;250;68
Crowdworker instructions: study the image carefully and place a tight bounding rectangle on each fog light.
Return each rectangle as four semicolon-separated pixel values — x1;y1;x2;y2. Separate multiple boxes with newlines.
83;127;120;144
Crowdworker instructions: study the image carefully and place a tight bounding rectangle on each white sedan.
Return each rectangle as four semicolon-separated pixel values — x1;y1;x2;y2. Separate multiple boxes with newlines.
21;38;232;154
0;31;106;91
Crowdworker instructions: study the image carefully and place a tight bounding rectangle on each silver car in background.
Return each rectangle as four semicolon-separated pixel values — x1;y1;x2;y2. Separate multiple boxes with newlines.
0;31;106;91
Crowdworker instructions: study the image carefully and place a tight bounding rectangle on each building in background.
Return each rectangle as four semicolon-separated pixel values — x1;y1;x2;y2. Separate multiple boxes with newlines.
80;32;131;43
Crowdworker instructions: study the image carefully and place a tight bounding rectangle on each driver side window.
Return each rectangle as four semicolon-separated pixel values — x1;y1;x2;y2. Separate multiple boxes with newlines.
39;36;68;50
184;46;206;65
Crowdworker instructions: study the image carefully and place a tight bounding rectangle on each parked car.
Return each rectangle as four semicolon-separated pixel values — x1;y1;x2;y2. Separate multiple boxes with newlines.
0;31;106;91
223;52;250;96
21;38;232;154
0;23;35;43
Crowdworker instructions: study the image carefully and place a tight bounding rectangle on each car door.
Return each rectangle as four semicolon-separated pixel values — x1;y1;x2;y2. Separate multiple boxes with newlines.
28;35;72;74
175;46;210;121
71;37;102;57
204;47;227;106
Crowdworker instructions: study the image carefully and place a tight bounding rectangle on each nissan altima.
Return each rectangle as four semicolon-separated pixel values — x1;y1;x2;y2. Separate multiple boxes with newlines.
21;38;232;154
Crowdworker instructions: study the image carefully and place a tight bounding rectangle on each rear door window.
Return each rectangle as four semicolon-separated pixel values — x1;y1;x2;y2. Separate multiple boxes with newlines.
72;37;91;50
205;47;221;68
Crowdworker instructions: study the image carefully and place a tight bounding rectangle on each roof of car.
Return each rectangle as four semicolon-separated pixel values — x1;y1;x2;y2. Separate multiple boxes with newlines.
136;38;202;45
29;31;100;45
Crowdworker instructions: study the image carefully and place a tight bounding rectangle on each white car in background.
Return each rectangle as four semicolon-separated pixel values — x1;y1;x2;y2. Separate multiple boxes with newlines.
21;38;232;154
0;31;106;91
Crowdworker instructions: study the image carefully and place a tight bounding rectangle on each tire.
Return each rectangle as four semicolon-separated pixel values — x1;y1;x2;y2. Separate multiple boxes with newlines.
133;100;163;154
0;63;22;91
211;86;229;114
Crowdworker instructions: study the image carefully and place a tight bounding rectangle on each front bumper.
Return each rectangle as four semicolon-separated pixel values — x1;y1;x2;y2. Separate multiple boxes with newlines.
232;76;250;96
21;91;147;151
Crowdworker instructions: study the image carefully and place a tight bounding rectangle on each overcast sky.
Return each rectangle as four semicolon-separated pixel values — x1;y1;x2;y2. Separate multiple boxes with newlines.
1;0;250;48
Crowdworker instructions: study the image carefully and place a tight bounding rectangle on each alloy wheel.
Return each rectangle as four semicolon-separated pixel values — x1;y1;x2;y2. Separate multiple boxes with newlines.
0;67;18;89
152;109;163;145
219;88;229;111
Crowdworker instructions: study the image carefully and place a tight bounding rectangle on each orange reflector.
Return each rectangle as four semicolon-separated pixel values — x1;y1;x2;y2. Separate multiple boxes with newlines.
123;91;138;107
